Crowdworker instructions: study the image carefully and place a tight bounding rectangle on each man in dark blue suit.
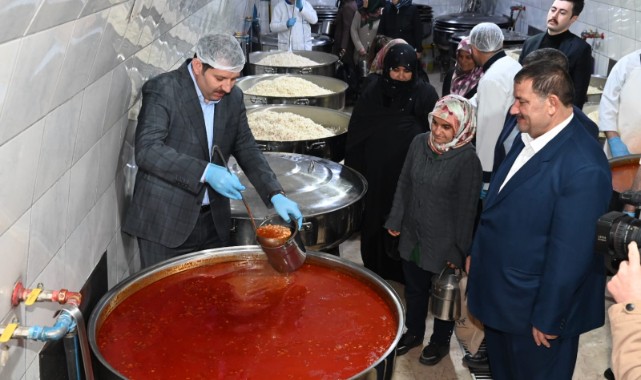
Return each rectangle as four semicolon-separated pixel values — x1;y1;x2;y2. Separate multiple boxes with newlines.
494;48;599;174
467;62;612;379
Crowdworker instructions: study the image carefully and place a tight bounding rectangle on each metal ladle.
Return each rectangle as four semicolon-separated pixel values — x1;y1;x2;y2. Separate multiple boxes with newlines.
211;146;301;255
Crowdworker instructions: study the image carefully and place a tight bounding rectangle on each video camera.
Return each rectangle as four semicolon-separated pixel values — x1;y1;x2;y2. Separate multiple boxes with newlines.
596;190;641;273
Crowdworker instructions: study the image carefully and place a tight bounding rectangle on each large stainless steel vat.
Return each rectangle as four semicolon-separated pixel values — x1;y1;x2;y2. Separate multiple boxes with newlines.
237;74;347;110
247;104;349;162
228;152;367;250
88;246;403;380
246;50;339;77
260;32;334;53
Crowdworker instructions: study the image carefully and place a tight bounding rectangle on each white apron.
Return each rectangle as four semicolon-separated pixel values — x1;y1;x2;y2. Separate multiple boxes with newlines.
618;65;641;154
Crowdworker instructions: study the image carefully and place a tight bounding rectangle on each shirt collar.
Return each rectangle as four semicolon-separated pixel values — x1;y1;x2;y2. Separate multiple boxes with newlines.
188;62;220;105
521;113;573;153
482;50;506;72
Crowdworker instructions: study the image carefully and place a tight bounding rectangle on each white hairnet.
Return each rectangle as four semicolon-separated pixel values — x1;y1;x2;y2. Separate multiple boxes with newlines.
195;34;246;73
469;22;504;53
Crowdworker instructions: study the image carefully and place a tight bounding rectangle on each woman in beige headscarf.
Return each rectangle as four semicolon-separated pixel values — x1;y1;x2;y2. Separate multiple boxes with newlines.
385;94;482;364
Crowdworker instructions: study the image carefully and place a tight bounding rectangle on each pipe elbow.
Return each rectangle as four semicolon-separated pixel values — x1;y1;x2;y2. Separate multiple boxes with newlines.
28;311;76;341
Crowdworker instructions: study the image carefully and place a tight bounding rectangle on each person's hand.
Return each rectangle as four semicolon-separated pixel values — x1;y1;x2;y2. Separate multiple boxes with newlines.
358;48;366;56
204;163;245;200
607;241;641;304
532;326;558;348
387;229;400;237
608;136;630;157
286;17;296;28
271;193;303;228
465;255;471;274
295;0;303;11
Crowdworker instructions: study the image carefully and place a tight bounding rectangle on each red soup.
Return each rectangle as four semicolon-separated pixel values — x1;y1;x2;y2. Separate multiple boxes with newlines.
97;261;397;379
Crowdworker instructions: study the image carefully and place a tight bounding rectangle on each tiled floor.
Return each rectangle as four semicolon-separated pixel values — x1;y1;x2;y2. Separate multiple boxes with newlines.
337;233;613;380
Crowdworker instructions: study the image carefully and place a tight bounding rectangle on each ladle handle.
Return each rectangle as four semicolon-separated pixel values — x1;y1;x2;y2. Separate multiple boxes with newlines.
212;145;258;232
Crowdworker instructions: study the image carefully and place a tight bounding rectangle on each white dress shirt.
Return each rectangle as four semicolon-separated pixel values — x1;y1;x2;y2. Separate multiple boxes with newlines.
500;113;574;191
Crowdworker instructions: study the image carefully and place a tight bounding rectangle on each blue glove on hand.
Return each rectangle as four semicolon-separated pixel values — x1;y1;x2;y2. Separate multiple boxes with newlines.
286;17;296;28
204;163;245;200
271;193;303;228
295;0;303;11
608;136;630;158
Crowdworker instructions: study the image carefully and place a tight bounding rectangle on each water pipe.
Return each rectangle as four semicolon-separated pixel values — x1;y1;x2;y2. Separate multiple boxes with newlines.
5;282;94;379
12;282;82;307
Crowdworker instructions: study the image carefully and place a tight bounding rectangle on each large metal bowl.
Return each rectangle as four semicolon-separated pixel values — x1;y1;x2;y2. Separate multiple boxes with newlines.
247;104;349;162
88;246;403;380
237;74;347;110
229;152;367;250
260;32;334;53
246;50;339;77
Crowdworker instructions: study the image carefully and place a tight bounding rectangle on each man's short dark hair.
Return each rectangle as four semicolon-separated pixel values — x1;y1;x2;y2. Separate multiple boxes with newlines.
522;48;569;71
565;0;584;17
515;62;574;106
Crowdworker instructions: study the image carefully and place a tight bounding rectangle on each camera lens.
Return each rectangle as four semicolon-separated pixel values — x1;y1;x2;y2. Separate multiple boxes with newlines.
610;215;641;259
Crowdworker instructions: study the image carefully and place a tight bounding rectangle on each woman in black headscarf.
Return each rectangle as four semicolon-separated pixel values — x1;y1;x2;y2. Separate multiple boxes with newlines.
344;43;439;283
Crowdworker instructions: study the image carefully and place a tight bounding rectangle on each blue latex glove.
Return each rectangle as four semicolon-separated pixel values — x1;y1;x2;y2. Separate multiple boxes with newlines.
204;163;245;200
271;193;303;228
286;17;296;28
608;136;630;158
295;0;303;11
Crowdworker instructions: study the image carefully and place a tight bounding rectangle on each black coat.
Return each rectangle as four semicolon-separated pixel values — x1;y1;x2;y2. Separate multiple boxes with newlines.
377;4;424;53
519;32;593;109
345;74;438;281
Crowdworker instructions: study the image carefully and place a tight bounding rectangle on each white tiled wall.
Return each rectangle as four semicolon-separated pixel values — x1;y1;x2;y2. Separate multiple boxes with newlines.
0;1;249;379
0;0;640;379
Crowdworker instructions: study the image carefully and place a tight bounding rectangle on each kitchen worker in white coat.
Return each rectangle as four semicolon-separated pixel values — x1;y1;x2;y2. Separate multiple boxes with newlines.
270;0;318;51
468;22;522;196
599;48;641;158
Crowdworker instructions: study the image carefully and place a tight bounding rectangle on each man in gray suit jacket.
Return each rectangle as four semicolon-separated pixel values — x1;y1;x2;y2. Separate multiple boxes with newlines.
123;34;302;268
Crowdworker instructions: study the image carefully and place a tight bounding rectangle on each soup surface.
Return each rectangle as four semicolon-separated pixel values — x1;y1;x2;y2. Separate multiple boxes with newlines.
97;260;397;379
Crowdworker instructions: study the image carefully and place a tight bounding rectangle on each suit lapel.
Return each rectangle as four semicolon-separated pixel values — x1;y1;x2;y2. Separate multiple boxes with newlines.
485;136;523;208
179;61;210;160
485;119;577;210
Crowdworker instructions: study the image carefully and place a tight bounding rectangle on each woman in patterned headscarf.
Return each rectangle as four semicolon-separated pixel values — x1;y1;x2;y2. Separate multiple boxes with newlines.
384;94;482;364
345;43;439;285
442;36;484;99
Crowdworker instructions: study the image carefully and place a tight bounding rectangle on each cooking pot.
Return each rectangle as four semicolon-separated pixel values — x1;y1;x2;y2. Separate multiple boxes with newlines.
415;5;434;38
246;50;339;77
88;246;404;379
433;13;511;52
312;6;338;36
236;74;347;110
608;154;641;212
247;104;349;162
228;152;367;250
260;32;334;53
